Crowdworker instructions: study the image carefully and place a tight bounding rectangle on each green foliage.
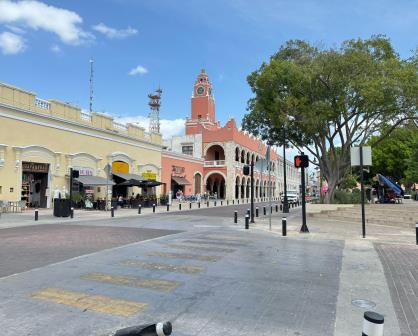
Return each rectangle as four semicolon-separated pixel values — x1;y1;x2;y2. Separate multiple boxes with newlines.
159;194;169;205
243;36;418;203
338;171;358;190
334;189;362;204
368;122;418;184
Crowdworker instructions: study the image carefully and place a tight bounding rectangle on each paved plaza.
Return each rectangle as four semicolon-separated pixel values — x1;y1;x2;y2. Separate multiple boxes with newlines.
0;202;417;335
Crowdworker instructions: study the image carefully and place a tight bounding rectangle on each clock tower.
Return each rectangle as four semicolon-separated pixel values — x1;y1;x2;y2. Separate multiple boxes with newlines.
190;69;215;124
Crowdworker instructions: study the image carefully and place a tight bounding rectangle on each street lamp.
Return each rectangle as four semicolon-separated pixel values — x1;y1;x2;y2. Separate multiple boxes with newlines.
282;126;289;213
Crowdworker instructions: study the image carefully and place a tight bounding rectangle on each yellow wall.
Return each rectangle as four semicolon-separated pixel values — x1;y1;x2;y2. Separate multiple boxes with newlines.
0;84;163;206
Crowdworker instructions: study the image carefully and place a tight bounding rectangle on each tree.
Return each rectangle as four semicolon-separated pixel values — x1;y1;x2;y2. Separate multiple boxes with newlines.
243;36;418;203
367;122;418;183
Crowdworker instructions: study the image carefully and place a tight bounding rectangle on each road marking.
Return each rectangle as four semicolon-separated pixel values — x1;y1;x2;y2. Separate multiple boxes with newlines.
81;272;181;292
120;260;205;274
183;239;248;247
166;244;236;253
31;288;147;317
146;251;221;262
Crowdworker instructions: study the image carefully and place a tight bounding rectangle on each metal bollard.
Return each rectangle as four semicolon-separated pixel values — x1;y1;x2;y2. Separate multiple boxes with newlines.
70;207;74;219
232;200;234;205
153;204;156;213
207;201;210;207
280;204;283;211
214;201;217;206
234;211;238;224
237;199;239;204
114;321;172;336
167;204;170;212
362;311;384;336
179;203;182;210
227;200;229;205
189;202;192;209
263;206;266;216
416;222;418;245
245;215;249;229
276;204;278;212
256;207;259;217
138;205;142;214
221;200;223;206
270;206;273;214
111;206;114;217
35;209;39;221
282;217;287;236
198;202;201;208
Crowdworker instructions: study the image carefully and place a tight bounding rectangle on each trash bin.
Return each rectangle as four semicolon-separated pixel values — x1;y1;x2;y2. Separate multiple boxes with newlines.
53;198;71;217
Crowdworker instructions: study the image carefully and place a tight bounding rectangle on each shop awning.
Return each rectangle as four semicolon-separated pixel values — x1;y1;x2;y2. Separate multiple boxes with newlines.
112;172;144;181
172;176;191;185
76;175;115;186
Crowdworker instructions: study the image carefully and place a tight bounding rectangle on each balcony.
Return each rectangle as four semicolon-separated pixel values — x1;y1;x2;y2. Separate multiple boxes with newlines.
204;160;226;167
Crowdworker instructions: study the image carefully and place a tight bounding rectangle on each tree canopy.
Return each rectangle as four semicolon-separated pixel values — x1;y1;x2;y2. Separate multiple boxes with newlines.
243;36;418;203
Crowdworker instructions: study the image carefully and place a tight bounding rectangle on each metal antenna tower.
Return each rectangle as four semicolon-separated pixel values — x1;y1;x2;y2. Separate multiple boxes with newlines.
89;59;94;113
148;86;162;133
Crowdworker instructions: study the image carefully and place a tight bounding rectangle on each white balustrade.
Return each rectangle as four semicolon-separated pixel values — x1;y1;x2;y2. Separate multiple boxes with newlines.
35;98;50;110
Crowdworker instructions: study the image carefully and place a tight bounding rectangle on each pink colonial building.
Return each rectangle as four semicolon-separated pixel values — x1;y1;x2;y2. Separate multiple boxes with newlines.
162;69;300;200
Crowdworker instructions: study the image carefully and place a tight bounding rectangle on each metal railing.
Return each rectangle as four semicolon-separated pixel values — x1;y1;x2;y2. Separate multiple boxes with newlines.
35;98;50;110
204;160;226;167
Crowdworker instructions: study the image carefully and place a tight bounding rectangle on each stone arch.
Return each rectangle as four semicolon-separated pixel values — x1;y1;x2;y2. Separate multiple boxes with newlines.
194;172;202;194
204;142;225;157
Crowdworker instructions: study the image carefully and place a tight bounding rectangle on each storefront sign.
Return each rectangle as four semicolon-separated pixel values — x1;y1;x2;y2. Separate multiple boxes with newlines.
22;162;49;173
142;170;157;181
172;165;185;174
112;161;129;174
85;189;95;194
73;167;93;176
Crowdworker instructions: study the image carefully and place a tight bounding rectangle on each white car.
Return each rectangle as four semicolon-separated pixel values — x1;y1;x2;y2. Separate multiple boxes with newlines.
280;190;300;204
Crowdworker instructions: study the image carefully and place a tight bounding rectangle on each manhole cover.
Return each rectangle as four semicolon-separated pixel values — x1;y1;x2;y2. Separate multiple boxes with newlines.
351;299;376;309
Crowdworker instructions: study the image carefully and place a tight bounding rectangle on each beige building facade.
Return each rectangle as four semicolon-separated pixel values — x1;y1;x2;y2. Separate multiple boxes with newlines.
0;82;163;208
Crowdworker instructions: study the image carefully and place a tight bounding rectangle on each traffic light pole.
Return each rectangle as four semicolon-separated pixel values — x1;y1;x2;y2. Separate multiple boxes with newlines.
69;168;73;207
250;161;255;223
300;152;309;233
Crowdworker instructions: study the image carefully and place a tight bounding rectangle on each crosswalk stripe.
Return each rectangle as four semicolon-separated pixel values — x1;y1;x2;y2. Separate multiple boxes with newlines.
81;272;181;292
31;288;147;317
146;251;221;262
120;260;205;274
165;244;236;253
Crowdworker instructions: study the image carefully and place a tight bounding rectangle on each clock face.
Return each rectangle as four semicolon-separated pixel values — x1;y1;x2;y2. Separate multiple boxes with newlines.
197;86;204;95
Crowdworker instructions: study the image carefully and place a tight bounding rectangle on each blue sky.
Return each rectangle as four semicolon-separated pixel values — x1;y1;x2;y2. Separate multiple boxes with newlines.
0;0;417;138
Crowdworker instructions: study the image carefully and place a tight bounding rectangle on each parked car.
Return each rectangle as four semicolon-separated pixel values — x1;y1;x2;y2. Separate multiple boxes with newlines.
280;190;300;204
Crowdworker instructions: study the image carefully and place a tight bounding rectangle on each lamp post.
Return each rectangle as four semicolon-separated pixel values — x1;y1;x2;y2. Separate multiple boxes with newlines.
282;127;289;213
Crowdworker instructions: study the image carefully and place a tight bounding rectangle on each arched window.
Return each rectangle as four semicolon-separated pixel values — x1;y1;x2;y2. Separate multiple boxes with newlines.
235;147;240;161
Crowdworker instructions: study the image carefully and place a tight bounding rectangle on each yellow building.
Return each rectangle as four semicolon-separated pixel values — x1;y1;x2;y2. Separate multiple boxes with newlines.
0;82;163;208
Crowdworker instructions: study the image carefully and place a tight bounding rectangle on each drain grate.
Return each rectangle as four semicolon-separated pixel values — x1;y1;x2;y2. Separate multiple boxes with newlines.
351;299;376;309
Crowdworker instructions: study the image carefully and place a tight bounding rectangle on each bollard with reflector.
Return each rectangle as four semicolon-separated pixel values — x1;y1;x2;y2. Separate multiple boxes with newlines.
153;204;156;213
113;321;172;336
70;207;74;219
362;311;384;336
111;206;114;217
256;207;259;217
35;209;39;221
179;203;181;211
198;202;201;208
138;205;142;214
247;208;250;217
189;202;192;209
234;211;238;224
282;217;287;236
167;204;170;212
245;215;249;229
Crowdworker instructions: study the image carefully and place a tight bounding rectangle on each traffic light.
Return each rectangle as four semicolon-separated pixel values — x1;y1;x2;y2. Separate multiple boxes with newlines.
243;165;250;175
294;155;309;168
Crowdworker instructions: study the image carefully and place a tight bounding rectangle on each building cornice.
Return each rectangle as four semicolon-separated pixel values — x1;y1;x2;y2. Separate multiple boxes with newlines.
162;150;204;164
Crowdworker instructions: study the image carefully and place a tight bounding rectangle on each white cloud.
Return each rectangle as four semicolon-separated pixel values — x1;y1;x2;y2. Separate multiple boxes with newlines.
0;31;26;54
0;0;92;45
129;65;148;76
115;116;185;139
92;23;137;39
50;44;61;53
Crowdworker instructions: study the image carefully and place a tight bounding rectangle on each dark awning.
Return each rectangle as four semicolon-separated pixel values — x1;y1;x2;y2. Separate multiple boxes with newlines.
172;176;191;185
112;172;144;181
76;175;115;186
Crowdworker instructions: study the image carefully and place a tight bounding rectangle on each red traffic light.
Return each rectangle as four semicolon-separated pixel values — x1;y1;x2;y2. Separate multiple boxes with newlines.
294;155;309;168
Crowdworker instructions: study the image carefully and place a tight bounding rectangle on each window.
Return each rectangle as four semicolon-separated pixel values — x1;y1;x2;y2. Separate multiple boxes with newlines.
182;145;193;156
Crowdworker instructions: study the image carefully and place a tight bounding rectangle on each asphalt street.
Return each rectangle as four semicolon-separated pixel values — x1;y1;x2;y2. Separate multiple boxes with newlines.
0;203;408;335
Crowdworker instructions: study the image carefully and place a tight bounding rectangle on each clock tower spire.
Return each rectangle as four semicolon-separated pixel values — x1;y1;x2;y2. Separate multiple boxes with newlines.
191;69;215;123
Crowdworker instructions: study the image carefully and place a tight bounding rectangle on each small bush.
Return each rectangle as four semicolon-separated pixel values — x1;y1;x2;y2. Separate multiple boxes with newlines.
159;194;169;205
334;189;363;204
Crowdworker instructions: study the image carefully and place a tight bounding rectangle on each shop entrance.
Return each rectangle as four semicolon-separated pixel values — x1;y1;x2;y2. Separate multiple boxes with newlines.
21;162;49;208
